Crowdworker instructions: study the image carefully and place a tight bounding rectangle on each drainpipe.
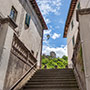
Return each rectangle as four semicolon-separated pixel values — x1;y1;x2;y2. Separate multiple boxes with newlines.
40;29;44;68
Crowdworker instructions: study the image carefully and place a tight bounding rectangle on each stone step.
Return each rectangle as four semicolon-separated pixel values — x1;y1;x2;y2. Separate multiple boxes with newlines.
35;72;74;75
22;88;79;90
31;77;75;80
34;72;74;75
32;75;75;78
36;70;73;73
35;72;74;74
23;84;78;88
26;82;77;85
21;69;80;90
38;69;73;71
28;79;76;82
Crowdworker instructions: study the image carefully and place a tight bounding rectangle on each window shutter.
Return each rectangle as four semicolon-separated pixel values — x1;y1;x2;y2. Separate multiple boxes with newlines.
71;21;74;30
25;13;31;27
25;13;28;25
72;36;75;46
28;16;31;26
77;2;80;9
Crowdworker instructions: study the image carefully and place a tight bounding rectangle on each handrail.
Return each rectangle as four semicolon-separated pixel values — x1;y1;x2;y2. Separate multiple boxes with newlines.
10;62;37;90
12;34;37;63
11;51;31;67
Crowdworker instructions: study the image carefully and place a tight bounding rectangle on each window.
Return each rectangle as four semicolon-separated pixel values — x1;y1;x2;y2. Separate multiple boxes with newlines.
25;13;31;27
71;20;74;30
10;6;17;22
72;36;75;46
77;2;80;9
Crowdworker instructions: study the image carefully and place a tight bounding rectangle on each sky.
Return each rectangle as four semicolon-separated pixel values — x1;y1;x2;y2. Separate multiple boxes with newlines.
36;0;71;58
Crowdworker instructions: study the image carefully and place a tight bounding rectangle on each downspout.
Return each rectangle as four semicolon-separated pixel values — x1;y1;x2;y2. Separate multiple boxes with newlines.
40;29;44;68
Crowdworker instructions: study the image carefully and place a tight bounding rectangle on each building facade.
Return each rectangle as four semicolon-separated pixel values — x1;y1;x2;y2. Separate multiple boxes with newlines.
64;0;90;68
0;0;47;90
64;0;90;90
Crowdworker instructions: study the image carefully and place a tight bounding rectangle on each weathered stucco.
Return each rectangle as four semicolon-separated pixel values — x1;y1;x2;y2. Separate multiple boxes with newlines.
0;0;44;89
0;23;8;61
66;0;90;90
3;53;30;90
79;13;90;90
0;25;14;90
67;0;90;68
67;4;79;68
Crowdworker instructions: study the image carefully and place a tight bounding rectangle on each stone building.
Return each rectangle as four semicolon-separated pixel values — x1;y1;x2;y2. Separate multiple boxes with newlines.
50;51;56;58
0;0;47;90
64;0;90;90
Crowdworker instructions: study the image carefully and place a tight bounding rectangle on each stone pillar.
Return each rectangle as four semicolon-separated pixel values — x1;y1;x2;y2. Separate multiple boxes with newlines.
79;12;90;90
0;23;14;90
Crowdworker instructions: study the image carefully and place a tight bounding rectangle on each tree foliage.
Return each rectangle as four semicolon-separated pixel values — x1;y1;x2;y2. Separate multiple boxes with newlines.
41;55;68;69
47;34;50;40
62;55;68;61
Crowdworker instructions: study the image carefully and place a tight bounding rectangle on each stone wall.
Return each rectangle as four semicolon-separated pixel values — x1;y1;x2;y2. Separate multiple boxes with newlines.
0;23;8;61
3;53;30;90
73;45;86;90
79;12;90;90
71;32;86;90
19;0;43;67
0;24;14;90
67;0;90;68
0;0;43;67
0;0;44;89
3;34;37;90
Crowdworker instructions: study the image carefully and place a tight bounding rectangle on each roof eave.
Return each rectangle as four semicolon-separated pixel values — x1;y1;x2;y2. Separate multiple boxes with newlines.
63;0;78;38
29;0;48;30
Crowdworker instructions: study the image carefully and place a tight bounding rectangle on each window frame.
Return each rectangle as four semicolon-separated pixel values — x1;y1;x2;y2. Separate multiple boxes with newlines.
72;36;75;47
71;20;74;30
77;2;81;9
10;6;18;22
25;13;31;27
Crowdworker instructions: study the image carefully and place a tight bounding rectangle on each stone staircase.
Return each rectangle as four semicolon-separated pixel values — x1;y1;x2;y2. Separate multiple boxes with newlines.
21;69;80;90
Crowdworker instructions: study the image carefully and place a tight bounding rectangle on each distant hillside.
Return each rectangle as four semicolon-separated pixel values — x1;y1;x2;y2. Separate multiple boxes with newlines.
41;55;68;69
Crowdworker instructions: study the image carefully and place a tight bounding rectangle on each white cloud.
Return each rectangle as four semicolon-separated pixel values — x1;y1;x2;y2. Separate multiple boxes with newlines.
49;25;53;29
36;0;61;16
44;18;51;24
37;0;66;58
52;33;61;40
42;45;67;58
44;29;51;35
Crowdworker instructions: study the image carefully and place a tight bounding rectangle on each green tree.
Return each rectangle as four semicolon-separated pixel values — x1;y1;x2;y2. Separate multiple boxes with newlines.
62;55;68;61
41;55;68;69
